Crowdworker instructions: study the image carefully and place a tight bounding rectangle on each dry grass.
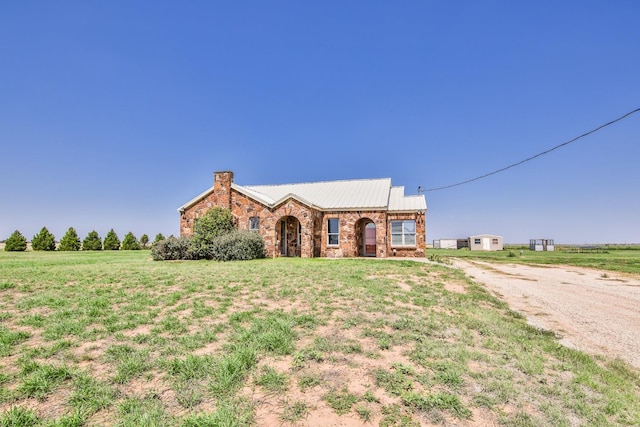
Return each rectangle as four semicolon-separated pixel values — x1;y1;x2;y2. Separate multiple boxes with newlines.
0;251;639;426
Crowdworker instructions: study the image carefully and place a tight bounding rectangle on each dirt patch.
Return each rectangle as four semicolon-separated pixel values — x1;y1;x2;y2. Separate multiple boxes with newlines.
453;259;640;369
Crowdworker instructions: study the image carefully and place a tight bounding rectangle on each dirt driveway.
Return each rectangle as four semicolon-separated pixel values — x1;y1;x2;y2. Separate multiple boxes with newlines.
451;259;640;370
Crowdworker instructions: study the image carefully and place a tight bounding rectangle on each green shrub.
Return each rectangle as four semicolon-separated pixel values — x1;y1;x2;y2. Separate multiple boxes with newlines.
153;233;165;244
82;231;103;251
58;227;81;251
103;229;120;250
151;236;193;261
121;232;141;250
191;207;235;259
208;230;266;261
140;234;149;249
31;227;56;251
4;230;27;252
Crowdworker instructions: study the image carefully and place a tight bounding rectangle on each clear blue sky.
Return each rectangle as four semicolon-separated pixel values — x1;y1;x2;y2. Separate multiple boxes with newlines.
1;1;639;244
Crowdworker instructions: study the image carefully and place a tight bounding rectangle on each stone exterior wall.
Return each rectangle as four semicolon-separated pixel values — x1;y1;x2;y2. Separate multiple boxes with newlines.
386;212;427;258
320;211;388;258
180;171;427;258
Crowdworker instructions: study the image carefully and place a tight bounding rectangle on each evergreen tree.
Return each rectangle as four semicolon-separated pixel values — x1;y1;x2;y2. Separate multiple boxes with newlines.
153;233;165;244
32;227;56;251
122;232;141;250
140;234;149;249
4;230;27;251
58;227;81;251
82;230;103;251
103;229;121;250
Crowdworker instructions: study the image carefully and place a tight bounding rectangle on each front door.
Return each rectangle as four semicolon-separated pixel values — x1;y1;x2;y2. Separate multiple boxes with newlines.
364;222;376;257
278;216;301;257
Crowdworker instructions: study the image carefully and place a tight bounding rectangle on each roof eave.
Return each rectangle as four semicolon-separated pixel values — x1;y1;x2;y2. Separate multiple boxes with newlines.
178;186;214;212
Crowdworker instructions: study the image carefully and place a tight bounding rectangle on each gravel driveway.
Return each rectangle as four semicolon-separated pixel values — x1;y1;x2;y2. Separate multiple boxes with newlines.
452;259;640;370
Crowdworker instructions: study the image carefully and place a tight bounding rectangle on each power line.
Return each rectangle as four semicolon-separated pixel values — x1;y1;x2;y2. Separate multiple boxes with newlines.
424;107;640;192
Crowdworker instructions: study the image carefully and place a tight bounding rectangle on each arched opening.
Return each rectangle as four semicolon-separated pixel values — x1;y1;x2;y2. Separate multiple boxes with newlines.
276;216;301;257
356;219;377;257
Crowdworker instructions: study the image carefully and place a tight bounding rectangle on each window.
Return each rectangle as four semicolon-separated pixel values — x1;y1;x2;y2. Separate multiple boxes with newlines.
391;220;416;246
492;238;499;245
249;217;260;232
474;238;481;245
327;218;339;245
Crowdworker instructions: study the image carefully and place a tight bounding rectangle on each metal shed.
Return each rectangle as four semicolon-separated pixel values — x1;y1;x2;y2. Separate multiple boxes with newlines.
530;239;555;251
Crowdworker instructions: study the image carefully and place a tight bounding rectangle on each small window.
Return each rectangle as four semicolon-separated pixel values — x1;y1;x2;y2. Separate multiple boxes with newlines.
391;220;416;246
474;238;481;245
327;218;339;246
249;217;260;232
492;238;499;245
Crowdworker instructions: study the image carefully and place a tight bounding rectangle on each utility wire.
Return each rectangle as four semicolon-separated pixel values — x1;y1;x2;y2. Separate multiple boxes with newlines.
424;107;640;192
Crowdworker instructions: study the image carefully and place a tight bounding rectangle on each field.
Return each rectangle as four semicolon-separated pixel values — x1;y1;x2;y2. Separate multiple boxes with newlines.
429;247;640;275
1;251;640;426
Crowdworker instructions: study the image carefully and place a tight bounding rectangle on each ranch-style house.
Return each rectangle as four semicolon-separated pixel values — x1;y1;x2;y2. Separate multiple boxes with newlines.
179;171;427;258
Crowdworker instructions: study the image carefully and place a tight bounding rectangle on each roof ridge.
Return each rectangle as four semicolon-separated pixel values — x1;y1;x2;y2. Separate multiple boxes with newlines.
243;177;391;188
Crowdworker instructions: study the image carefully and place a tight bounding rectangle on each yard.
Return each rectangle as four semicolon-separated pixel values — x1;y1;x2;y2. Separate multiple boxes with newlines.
1;251;640;426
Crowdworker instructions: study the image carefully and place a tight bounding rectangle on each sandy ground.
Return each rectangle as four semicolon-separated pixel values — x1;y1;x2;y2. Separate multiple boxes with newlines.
451;259;640;369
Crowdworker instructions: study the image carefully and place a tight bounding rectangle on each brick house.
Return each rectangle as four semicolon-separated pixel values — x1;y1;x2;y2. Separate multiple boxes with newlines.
179;171;427;258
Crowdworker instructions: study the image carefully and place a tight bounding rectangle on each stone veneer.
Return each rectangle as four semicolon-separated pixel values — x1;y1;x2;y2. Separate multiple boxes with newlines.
180;171;426;258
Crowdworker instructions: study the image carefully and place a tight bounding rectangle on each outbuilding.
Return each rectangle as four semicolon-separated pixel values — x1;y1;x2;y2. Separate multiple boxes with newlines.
468;234;504;251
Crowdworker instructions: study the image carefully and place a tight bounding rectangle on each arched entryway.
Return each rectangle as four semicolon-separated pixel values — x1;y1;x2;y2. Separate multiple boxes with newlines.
356;219;377;257
277;216;301;257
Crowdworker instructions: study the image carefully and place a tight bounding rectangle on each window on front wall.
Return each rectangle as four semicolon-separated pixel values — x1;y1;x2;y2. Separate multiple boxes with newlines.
327;218;339;245
391;220;416;246
492;238;498;245
249;217;260;232
474;238;481;244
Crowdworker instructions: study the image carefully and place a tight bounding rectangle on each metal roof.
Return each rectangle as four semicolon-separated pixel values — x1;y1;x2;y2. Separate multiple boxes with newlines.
239;178;392;210
388;186;428;212
180;176;426;212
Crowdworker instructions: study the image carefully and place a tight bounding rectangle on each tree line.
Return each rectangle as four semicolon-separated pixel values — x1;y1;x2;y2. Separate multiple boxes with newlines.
3;227;166;252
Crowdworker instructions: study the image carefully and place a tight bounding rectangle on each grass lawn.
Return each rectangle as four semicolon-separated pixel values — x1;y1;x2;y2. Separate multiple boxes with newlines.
428;247;640;275
1;251;639;426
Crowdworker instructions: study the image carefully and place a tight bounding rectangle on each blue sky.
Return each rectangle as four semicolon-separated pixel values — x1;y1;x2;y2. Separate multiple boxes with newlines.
1;1;639;244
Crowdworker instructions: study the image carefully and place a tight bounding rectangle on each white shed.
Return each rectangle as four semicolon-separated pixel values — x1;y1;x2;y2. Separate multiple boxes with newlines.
469;234;504;251
433;239;458;249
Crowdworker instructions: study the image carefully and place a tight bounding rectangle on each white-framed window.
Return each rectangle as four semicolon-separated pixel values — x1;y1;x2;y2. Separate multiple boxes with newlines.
474;238;481;245
391;220;416;246
492;238;499;245
327;218;339;246
249;217;260;232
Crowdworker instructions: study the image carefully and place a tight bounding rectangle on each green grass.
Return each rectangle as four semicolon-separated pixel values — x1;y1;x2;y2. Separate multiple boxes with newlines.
0;250;639;425
429;247;640;274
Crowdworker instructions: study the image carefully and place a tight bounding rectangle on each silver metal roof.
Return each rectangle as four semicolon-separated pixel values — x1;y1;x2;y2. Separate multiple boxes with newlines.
180;176;426;212
239;178;392;210
388;186;427;211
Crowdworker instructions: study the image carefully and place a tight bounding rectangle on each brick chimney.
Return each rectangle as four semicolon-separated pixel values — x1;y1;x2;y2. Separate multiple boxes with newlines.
213;171;234;208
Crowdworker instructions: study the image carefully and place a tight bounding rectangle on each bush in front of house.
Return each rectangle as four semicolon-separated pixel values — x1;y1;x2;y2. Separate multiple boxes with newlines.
151;236;194;261
32;227;56;251
5;230;28;251
191;207;235;259
59;227;81;251
208;230;266;261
